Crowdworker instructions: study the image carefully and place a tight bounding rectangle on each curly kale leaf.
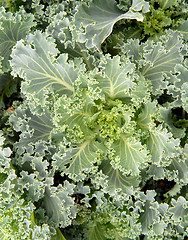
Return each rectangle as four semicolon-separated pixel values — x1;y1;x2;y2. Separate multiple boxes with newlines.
0;7;35;72
10;31;84;97
73;0;149;49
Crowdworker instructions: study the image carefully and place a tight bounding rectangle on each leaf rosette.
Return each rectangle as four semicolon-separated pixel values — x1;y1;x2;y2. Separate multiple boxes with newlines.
51;54;153;180
10;29;181;195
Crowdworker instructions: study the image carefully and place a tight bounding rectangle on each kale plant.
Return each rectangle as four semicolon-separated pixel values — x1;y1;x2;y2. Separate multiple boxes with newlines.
0;0;188;239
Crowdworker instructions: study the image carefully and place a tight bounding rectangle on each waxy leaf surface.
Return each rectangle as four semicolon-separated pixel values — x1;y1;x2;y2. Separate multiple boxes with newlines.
95;55;135;99
112;135;149;175
11;31;79;96
74;0;149;49
53;139;102;180
0;8;35;72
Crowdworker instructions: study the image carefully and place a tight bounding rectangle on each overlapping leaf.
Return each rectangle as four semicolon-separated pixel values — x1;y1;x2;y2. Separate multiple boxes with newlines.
94;55;135;99
167;64;188;110
53;139;102;180
169;196;188;227
0;7;35;72
18;171;45;202
10;31;81;96
41;181;77;228
47;13;95;71
9;106;54;154
147;165;165;180
74;0;149;49
123;38;144;62
146;126;180;164
136;101;157;130
141;30;184;94
138;191;163;235
0;132;37;240
112;135;149;175
175;20;188;41
20;153;49;179
54;95;97;136
100;160;140;195
124;31;184;95
166;144;188;184
140;200;169;236
139;200;159;234
166;157;188;184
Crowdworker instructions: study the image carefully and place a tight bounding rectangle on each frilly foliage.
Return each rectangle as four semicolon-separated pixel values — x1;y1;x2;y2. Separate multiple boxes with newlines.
0;0;187;239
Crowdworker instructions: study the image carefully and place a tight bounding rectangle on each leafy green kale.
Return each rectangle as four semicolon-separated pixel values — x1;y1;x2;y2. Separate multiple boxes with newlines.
0;0;187;239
